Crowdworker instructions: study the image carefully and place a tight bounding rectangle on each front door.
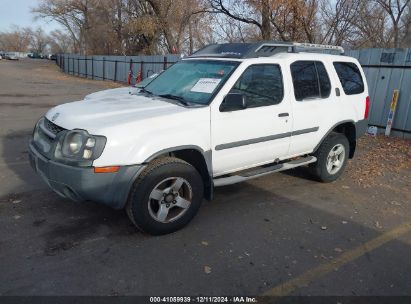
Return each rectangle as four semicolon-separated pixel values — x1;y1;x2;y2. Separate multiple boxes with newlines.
211;63;292;176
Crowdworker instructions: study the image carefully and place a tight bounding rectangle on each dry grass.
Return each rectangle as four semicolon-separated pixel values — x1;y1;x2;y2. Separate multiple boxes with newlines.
346;135;411;186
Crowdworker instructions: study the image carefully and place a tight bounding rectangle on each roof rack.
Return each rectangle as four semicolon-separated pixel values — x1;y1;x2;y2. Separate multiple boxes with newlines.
256;42;344;54
189;41;344;59
255;42;344;54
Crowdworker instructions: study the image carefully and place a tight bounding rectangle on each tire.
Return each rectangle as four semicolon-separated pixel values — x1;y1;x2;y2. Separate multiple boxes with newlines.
310;132;349;183
126;157;204;235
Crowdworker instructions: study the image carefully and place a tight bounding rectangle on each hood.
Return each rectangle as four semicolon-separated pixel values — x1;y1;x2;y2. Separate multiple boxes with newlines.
45;90;205;135
84;87;139;100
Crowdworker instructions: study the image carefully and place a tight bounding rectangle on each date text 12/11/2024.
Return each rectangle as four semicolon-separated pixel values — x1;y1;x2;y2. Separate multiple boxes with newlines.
149;297;258;303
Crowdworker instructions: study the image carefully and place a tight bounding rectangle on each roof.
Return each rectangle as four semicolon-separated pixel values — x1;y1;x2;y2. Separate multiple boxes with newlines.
189;41;344;59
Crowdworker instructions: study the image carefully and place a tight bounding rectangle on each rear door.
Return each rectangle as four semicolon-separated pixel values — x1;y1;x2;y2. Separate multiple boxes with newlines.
288;60;337;156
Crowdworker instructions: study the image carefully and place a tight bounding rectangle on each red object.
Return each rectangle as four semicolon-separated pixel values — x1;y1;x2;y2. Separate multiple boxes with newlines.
136;70;142;83
127;70;133;85
172;46;177;54
94;166;120;173
364;96;370;119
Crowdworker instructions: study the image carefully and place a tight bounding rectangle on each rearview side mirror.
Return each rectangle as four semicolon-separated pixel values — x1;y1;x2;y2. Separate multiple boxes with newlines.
220;93;247;112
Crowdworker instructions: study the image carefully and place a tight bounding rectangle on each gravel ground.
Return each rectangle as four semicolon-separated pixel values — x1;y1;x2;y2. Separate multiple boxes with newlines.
0;59;410;297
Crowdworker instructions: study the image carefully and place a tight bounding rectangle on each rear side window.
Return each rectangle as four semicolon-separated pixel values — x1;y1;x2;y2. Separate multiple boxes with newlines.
333;62;364;95
230;64;283;107
290;61;331;101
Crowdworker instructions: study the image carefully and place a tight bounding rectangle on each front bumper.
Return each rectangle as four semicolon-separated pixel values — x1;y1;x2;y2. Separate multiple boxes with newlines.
29;143;143;209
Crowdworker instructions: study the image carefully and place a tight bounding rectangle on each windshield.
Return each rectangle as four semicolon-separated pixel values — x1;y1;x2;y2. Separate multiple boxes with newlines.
144;60;239;105
136;72;161;88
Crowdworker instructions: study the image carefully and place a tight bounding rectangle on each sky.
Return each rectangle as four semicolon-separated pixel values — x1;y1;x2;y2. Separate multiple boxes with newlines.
0;0;62;33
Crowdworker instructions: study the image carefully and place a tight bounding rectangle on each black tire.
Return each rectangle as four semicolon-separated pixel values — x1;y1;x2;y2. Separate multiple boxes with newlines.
126;157;204;235
310;132;349;183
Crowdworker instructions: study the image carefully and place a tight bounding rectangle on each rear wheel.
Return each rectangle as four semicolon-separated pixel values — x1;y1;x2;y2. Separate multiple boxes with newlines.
126;157;204;235
310;132;349;183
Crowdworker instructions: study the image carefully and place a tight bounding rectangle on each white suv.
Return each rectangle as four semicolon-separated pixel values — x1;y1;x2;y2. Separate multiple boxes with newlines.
29;42;369;235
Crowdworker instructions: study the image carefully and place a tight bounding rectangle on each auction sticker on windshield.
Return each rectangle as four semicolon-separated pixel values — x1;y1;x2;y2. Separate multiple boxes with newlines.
190;78;221;93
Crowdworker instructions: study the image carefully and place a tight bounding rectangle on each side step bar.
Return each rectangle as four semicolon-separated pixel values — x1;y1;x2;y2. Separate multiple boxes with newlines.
213;156;317;187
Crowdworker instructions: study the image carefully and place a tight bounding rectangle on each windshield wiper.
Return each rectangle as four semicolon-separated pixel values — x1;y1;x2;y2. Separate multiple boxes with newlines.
140;87;153;95
158;94;191;106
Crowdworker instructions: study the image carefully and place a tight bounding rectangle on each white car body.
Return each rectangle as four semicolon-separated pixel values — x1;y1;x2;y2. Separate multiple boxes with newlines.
29;42;369;233
45;52;368;176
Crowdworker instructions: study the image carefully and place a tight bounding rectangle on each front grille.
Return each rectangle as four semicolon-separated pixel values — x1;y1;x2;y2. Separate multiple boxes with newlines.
44;118;66;135
32;117;66;158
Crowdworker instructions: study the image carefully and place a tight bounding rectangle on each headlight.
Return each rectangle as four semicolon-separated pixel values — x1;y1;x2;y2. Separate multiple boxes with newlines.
67;133;83;154
56;129;106;162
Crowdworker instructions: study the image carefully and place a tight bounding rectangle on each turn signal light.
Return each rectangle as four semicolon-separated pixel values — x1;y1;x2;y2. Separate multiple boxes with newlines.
94;166;120;173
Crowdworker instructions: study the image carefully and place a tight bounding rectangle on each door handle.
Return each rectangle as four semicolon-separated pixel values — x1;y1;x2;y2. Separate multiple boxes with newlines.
278;113;289;117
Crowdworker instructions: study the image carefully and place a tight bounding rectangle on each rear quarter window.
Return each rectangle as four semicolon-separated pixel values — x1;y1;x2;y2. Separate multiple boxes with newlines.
333;62;364;95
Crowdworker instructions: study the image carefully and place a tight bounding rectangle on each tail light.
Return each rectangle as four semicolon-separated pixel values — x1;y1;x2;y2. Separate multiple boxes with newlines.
364;96;370;119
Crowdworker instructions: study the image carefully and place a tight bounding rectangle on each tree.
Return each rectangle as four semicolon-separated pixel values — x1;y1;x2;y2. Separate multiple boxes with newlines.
209;0;272;40
350;2;391;48
33;0;98;54
0;25;31;52
144;0;208;53
375;0;410;47
319;0;361;46
49;29;75;53
27;27;50;54
403;1;411;45
208;0;320;42
28;0;411;56
269;0;319;42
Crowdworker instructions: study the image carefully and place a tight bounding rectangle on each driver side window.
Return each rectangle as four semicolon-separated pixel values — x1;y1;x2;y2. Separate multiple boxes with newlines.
229;64;284;108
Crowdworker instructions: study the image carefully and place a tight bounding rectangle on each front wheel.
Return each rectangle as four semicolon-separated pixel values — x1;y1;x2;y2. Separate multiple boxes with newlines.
126;157;204;235
310;132;349;183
